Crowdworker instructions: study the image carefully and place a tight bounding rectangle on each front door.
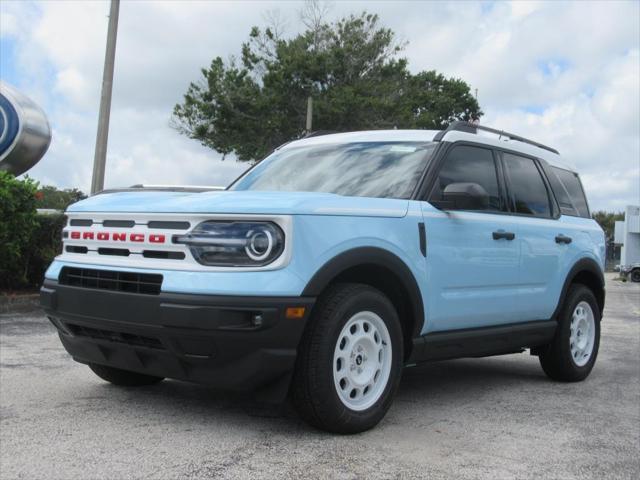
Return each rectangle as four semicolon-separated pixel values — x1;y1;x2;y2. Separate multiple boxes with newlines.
420;144;521;332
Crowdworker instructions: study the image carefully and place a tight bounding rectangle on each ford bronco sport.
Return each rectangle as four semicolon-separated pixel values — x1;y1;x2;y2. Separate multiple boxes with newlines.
41;122;605;433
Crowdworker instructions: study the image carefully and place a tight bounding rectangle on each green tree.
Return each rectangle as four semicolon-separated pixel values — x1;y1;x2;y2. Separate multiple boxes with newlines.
592;210;624;241
173;9;482;161
35;185;86;211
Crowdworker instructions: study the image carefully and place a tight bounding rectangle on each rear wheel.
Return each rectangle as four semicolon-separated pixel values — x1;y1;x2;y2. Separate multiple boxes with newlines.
292;283;403;434
630;268;640;283
89;363;164;386
539;284;600;382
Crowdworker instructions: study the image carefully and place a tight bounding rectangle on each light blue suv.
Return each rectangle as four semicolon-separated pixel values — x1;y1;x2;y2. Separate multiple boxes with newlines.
41;122;605;433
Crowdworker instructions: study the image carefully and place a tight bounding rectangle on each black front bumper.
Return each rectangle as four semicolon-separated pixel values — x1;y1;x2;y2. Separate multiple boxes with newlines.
41;280;314;398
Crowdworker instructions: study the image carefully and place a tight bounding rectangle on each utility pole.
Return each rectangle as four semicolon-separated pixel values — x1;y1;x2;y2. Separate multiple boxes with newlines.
305;95;313;132
91;0;120;194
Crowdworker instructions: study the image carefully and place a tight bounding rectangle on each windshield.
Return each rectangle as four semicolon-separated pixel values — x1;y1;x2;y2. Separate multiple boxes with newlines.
230;142;436;199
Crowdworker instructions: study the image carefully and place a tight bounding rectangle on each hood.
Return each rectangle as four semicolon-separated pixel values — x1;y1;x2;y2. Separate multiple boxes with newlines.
67;190;409;218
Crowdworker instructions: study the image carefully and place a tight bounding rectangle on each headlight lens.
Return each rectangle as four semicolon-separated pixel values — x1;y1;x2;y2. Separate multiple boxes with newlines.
174;221;285;267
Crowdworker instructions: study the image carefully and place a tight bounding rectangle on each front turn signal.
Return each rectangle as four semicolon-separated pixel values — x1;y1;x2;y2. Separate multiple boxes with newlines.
285;307;306;319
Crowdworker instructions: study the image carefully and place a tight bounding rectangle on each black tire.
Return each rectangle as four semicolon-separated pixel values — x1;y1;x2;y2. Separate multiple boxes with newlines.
630;269;640;283
89;363;164;386
539;284;600;382
292;283;404;434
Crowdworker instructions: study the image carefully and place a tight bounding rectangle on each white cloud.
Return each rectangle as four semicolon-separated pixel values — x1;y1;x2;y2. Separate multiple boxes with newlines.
2;0;639;211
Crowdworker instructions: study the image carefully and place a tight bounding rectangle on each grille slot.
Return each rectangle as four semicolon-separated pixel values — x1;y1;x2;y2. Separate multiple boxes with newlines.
66;246;88;254
66;323;164;350
147;221;190;230
98;247;130;257
69;219;92;226
102;220;135;228
59;267;162;295
142;250;185;260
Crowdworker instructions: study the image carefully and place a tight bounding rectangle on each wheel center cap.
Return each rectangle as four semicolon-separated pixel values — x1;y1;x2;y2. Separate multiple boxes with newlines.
355;355;363;366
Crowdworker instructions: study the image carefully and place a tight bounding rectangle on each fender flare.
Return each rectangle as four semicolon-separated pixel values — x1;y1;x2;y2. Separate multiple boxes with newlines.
302;247;425;337
553;257;605;318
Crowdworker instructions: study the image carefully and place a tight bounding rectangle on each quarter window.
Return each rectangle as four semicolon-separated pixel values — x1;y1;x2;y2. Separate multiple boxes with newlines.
552;167;590;218
503;154;551;217
429;145;502;211
546;168;577;216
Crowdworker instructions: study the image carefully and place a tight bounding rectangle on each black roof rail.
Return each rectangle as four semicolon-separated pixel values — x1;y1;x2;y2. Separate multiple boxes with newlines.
433;121;559;155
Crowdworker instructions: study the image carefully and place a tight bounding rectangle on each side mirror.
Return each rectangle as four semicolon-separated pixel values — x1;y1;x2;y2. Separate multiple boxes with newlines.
435;182;489;210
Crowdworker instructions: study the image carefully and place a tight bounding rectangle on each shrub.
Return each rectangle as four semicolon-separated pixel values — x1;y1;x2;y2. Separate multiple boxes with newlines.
26;213;67;288
0;173;70;290
0;172;39;289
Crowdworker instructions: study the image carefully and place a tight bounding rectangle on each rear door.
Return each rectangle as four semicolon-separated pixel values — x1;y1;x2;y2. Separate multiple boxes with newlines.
420;143;522;332
500;151;573;321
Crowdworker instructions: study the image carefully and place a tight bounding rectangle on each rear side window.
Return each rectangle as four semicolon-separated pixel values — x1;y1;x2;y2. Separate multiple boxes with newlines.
429;145;503;211
552;167;590;218
503;153;551;217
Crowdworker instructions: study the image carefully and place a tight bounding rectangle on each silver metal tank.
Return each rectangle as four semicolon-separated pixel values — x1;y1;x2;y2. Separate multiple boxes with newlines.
0;81;52;176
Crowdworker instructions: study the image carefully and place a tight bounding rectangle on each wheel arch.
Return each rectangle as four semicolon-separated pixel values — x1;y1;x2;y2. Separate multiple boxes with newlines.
302;247;425;359
554;257;605;318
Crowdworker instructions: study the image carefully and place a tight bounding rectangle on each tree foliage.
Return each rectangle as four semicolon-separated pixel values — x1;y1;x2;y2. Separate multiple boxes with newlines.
592;210;624;241
35;185;86;211
173;8;482;161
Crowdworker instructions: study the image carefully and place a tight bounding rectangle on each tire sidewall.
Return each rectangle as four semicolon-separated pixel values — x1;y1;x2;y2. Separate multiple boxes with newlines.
315;287;403;431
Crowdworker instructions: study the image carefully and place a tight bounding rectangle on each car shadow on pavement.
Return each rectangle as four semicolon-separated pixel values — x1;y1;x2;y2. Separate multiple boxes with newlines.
74;353;548;434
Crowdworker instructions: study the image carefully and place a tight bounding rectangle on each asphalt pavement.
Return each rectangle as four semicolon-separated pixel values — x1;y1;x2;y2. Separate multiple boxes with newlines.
1;273;638;479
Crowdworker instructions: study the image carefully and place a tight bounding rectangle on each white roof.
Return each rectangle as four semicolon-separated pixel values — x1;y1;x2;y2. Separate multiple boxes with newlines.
282;128;575;171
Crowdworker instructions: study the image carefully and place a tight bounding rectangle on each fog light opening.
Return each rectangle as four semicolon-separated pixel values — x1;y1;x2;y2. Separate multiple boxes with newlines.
252;314;264;327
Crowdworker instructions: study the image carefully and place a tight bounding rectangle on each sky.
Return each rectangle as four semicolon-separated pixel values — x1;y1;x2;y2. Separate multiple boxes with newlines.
0;0;638;212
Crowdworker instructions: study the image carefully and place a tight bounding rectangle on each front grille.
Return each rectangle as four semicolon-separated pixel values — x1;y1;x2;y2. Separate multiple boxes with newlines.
59;267;163;295
66;323;165;350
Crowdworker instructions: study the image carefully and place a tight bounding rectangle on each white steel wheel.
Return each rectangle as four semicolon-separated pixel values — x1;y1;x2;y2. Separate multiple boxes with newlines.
332;311;392;411
569;301;596;367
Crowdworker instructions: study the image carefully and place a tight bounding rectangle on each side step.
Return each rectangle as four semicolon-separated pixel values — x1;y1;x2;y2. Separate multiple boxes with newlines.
408;320;557;364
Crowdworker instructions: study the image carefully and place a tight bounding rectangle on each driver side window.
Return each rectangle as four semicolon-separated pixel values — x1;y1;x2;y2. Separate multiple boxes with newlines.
429;145;502;211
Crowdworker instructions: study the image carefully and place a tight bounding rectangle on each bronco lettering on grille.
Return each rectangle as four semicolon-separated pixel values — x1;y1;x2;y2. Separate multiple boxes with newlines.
68;231;166;243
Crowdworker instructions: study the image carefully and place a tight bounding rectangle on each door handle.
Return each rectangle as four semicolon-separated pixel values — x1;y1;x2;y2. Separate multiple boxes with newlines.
555;234;572;244
492;230;515;240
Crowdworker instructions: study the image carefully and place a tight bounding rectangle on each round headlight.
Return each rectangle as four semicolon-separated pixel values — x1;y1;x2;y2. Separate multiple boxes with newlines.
173;221;285;267
245;229;274;261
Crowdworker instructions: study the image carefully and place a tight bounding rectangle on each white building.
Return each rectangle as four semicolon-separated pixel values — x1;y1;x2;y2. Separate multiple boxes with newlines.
614;205;640;272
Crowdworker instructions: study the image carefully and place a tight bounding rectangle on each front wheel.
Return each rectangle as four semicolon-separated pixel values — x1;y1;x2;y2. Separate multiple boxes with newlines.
630;269;640;283
539;284;600;382
292;283;403;434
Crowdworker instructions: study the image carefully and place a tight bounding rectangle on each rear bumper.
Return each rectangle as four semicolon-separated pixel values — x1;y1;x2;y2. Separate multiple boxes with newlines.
41;280;314;398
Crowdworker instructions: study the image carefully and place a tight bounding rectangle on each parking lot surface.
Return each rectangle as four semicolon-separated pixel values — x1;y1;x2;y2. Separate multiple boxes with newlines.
1;274;638;479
